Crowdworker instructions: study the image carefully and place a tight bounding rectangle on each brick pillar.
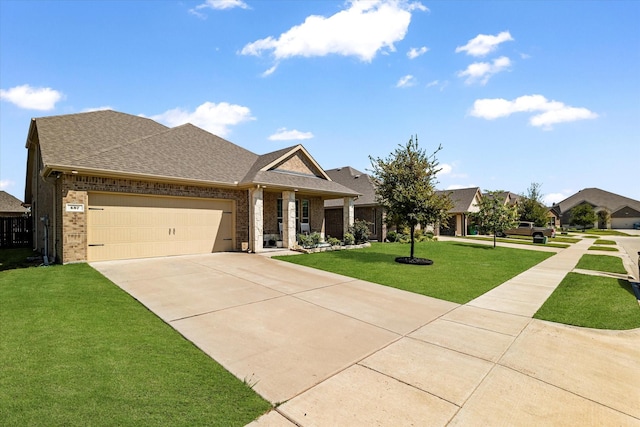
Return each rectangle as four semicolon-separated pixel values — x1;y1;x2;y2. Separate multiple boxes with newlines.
282;191;296;248
343;197;354;236
250;187;264;252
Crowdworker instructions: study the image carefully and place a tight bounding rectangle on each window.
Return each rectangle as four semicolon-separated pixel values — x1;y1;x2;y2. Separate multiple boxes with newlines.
301;199;309;224
277;198;309;231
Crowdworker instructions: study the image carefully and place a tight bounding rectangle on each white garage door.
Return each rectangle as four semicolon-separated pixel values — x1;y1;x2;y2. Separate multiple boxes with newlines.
87;193;235;262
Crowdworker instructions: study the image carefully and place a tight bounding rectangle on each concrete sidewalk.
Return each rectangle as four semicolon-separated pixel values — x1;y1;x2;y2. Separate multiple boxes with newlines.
92;239;640;426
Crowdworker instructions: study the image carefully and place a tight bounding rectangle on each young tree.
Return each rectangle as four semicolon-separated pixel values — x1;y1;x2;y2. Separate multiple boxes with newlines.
570;203;597;231
518;182;549;227
369;136;452;263
597;209;611;229
471;190;519;248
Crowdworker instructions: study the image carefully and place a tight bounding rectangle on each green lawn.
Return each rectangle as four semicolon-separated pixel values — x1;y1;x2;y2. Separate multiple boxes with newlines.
0;247;41;271
576;229;634;236
575;254;627;274
593;239;616;245
534;273;640;329
588;245;619;252
0;263;271;426
276;241;553;304
465;235;570;249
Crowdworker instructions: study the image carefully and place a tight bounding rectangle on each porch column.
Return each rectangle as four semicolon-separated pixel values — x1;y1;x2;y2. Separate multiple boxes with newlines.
381;210;387;241
250;187;264;252
343;197;354;236
282;191;296;248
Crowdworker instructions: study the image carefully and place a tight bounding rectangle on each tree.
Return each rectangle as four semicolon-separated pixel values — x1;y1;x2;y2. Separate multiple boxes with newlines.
597;209;610;229
570;203;597;231
471;190;519;248
518;182;549;227
369;136;452;263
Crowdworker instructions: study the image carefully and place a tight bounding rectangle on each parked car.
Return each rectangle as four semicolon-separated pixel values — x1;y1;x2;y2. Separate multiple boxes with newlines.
633;222;640;230
497;221;556;238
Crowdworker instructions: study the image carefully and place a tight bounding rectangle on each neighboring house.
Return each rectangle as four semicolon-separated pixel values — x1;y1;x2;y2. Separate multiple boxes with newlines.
550;188;640;229
24;110;359;263
324;166;386;241
438;187;482;236
0;191;28;217
495;191;520;207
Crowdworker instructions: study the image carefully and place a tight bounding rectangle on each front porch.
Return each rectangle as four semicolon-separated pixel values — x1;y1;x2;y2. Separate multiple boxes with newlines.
249;187;355;252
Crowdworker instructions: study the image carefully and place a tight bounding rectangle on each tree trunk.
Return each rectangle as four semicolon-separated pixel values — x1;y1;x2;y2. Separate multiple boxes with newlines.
410;223;415;259
493;229;497;248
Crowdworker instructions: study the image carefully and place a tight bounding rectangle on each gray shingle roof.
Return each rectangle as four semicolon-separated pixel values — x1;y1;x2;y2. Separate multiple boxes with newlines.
30;110;357;196
437;187;481;213
32;110;168;167
324;166;377;207
0;191;27;213
555;188;640;214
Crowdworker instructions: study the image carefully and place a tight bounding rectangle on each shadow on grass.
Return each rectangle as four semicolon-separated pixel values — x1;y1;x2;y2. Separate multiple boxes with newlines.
0;248;42;271
623;279;640;300
446;242;498;250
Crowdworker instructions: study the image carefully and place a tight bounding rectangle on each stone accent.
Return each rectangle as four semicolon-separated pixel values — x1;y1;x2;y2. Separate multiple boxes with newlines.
343;197;354;236
282;191;296;248
250;187;264;253
58;174;249;263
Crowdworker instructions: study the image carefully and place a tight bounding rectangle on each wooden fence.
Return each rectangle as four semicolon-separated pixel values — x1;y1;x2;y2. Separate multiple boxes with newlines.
0;217;32;248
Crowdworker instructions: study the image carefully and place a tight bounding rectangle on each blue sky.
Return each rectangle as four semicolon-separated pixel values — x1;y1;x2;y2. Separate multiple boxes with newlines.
1;0;639;204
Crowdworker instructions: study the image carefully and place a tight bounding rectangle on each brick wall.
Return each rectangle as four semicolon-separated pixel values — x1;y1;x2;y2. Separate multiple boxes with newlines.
59;174;248;263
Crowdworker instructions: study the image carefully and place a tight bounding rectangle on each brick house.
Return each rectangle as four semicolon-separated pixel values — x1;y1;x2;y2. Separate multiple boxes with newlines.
323;167;386;241
437;187;482;236
549;188;640;229
24;110;359;263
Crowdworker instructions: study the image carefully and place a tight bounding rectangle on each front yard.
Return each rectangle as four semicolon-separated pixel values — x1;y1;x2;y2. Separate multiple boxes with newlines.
0;260;271;426
277;241;553;304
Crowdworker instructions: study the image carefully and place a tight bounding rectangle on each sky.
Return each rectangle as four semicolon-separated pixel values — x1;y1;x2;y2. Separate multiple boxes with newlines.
1;0;639;205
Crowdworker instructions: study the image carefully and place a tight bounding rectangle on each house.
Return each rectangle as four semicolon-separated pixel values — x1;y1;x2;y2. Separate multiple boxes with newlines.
323;167;386;241
437;187;482;236
24;110;359;263
550;188;640;229
0;191;28;217
495;191;519;206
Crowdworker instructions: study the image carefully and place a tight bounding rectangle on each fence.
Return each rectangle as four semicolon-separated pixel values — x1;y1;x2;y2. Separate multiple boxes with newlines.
0;217;32;248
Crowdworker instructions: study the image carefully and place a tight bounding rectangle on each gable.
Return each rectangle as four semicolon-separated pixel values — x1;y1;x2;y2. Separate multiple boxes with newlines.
270;151;324;177
612;206;640;218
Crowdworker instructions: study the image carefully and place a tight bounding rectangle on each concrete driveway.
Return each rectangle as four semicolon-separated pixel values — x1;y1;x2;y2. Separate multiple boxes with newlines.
92;251;640;426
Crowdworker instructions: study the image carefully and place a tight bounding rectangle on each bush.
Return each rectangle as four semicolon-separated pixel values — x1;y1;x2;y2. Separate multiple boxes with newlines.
349;219;371;244
343;232;355;245
386;230;398;242
297;234;314;248
310;232;322;246
327;236;341;246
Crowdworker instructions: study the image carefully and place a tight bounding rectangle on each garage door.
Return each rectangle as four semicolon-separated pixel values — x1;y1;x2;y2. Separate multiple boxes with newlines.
87;193;235;262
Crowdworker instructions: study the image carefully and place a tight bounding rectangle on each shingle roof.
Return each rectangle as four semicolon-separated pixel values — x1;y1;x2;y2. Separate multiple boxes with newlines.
32;110;168;167
555;188;640;214
437;187;481;213
29;110;357;196
324;167;378;207
0;191;27;214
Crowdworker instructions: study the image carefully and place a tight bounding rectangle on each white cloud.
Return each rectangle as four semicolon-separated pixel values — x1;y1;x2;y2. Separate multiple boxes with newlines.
149;101;254;137
0;179;14;190
543;192;569;206
407;46;429;59
470;94;598;129
240;0;427;73
457;56;511;85
83;106;113;112
268;128;314;141
190;0;249;18
455;31;513;57
437;163;452;175
0;84;63;110
396;74;417;88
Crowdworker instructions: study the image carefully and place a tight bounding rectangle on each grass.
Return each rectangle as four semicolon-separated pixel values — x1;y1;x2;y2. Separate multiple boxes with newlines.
573;229;634;236
0;262;271;426
593;239;616;245
534;273;640;329
0;247;41;271
276;241;553;304
588;245;619;252
465;235;570;249
575;254;627;274
500;234;580;244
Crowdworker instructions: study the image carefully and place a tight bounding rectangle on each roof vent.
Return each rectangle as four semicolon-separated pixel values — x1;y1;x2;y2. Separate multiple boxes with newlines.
354;175;360;179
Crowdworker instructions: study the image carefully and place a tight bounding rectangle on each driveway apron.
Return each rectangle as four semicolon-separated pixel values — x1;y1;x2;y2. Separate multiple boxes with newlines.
92;243;640;426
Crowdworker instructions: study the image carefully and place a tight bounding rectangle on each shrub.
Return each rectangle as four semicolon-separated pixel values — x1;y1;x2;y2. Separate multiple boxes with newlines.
310;232;322;246
297;234;314;248
327;236;341;246
349;219;371;244
343;232;355;245
386;230;398;242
